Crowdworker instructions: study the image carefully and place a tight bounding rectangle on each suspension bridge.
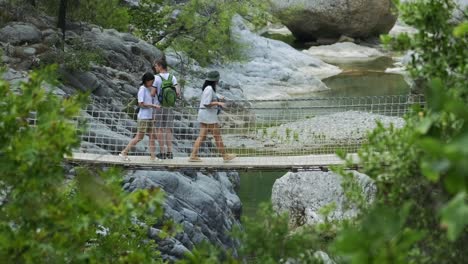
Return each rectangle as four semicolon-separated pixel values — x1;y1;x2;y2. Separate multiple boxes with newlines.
65;95;424;170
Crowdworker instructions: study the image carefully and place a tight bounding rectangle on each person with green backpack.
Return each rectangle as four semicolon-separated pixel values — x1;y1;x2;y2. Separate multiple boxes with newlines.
151;59;180;159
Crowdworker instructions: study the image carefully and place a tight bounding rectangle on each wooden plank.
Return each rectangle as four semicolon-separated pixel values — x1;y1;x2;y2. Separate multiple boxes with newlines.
67;153;359;170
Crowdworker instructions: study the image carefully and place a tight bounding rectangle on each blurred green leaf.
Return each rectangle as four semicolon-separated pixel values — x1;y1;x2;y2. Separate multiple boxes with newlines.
453;22;468;37
440;192;468;241
416;117;433;134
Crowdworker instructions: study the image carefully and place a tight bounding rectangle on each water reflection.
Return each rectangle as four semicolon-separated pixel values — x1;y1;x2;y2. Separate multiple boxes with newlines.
239;170;286;219
320;71;409;97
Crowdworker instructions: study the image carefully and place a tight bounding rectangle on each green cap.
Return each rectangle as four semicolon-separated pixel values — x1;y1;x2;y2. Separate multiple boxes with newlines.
206;71;220;82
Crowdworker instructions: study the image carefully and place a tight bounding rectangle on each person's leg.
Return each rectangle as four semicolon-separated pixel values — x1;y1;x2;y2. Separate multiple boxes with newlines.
154;109;165;158
190;123;209;159
158;109;169;158
121;132;145;156
121;120;149;156
212;124;225;155
157;128;165;152
165;109;175;158
148;124;156;160
165;128;173;158
212;124;236;161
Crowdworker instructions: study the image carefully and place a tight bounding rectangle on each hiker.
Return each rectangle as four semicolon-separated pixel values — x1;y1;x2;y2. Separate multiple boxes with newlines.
120;72;160;161
151;59;180;159
189;71;236;162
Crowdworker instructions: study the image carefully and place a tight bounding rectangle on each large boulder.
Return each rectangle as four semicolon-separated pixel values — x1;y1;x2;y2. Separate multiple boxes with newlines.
80;27;163;73
0;22;42;45
271;0;398;41
170;16;341;101
123;170;241;261
272;171;375;227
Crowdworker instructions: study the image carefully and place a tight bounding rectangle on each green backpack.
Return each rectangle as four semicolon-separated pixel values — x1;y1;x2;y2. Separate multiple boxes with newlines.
158;74;177;107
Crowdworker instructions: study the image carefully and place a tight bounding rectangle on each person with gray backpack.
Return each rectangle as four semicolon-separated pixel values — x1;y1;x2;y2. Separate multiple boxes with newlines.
151;59;180;159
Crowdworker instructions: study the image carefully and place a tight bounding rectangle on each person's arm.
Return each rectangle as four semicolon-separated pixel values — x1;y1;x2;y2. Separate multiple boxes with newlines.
205;101;225;108
172;75;181;97
151;76;160;97
202;87;225;108
139;102;160;108
175;84;181;97
138;88;159;108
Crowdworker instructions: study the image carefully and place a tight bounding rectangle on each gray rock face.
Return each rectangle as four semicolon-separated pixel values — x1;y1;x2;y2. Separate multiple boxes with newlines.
272;171;375;227
271;0;398;41
81;27;163;74
303;42;384;63
123;170;241;261
0;22;42;45
221;111;405;154
173;16;341;101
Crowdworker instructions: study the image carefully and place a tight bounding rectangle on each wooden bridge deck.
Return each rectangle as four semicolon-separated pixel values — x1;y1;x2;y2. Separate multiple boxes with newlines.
68;153;359;170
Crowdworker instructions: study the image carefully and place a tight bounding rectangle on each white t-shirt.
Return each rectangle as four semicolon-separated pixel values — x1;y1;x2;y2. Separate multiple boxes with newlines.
197;86;219;124
137;85;153;120
153;72;178;105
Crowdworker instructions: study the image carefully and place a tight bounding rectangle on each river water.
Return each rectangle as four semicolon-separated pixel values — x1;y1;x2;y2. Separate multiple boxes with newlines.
238;35;410;219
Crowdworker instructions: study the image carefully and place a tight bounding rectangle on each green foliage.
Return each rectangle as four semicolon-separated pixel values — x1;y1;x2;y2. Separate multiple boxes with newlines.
332;0;468;263
0;4;14;27
285;127;291;140
383;0;467;98
293;131;299;142
332;204;425;264
0;48;4;68
179;203;337;263
440;192;468;241
39;0;130;31
39;38;105;72
130;0;272;66
8;0;129;31
70;0;130;31
178;242;237;264
236;204;319;263
0;66;165;262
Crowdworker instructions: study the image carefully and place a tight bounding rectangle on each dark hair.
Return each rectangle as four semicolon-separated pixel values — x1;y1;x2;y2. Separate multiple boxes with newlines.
153;58;168;70
141;72;155;85
202;80;217;92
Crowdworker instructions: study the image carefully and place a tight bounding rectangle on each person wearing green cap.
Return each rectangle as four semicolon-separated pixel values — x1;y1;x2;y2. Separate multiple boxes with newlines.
189;71;236;162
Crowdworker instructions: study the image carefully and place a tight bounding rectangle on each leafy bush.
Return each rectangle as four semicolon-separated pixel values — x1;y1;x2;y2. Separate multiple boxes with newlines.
179;203;339;263
331;0;468;263
5;0;129;31
43;0;130;31
0;66;165;263
130;0;272;66
39;38;105;72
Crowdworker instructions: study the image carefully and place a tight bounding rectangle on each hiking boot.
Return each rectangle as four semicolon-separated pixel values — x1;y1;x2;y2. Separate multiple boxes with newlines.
166;152;174;159
156;153;166;159
223;154;236;162
188;156;202;162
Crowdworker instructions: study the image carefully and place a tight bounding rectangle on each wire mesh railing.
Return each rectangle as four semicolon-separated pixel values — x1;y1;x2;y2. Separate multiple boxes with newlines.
72;94;425;160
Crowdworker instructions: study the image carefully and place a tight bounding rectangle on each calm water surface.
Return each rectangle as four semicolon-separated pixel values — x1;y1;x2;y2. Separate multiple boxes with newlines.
320;57;410;97
238;35;410;219
238;171;286;218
